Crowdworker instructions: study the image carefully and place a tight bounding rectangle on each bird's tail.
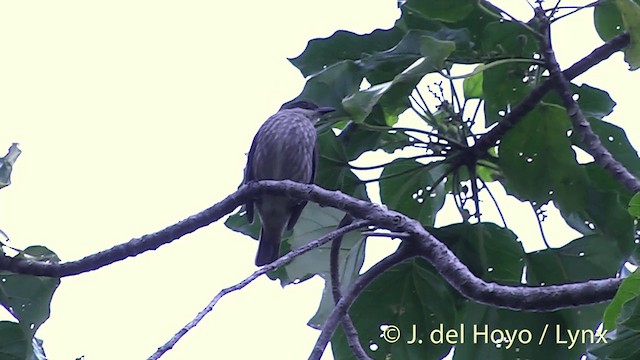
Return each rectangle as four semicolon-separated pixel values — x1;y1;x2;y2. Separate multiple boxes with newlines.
255;225;283;266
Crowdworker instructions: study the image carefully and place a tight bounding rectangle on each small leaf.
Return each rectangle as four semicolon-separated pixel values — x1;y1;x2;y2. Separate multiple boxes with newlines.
462;67;483;99
594;0;640;70
379;159;446;226
614;0;640;69
0;246;61;340
604;269;640;329
629;192;640;217
0;144;21;190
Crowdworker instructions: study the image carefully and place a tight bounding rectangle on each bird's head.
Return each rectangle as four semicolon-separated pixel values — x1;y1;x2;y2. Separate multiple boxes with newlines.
279;100;335;121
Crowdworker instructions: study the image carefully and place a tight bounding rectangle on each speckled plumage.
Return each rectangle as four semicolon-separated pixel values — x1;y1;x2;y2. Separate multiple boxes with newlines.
244;101;334;266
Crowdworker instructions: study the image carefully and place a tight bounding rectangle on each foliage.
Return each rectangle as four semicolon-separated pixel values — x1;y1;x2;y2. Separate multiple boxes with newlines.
226;0;640;359
0;144;60;359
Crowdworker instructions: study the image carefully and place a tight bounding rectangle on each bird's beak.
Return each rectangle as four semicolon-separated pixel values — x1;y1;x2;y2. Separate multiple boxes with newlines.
317;107;336;115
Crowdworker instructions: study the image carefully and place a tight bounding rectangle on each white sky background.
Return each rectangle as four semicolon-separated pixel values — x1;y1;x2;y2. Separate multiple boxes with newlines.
0;1;637;359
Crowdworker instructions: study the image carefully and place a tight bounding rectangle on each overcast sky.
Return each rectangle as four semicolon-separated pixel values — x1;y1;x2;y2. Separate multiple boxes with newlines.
0;1;637;359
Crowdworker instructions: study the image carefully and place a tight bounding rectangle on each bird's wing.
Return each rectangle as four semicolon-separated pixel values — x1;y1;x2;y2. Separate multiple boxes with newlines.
286;144;317;230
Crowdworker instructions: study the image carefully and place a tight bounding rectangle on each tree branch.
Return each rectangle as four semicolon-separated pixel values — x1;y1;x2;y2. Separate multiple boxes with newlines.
471;32;630;158
0;180;624;314
309;246;415;360
147;219;371;360
538;12;640;193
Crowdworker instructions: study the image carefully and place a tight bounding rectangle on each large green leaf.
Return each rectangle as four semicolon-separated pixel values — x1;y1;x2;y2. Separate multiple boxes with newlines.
331;259;458;360
571;118;640;179
526;235;623;285
273;202;365;288
604;269;640;329
337;107;413;161
594;0;640;69
379;159;446;226
289;28;405;78
343;35;456;123
483;61;534;126
455;302;603;359
360;28;471;85
293;60;364;119
0;246;60;341
0;321;28;360
481;21;537;58
589;298;640;359
499;103;589;212
402;0;474;23
561;164;635;255
429;222;525;283
316;130;369;200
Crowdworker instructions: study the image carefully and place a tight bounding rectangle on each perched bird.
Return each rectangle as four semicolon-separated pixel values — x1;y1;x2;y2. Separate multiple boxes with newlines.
244;100;335;266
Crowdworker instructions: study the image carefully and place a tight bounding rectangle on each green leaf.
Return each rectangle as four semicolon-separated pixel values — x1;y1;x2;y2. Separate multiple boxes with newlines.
595;0;628;41
361;28;470;84
499;103;589;212
604;269;640;329
289;28;405;78
224;205;261;241
526;235;623;285
630;192;640;217
0;144;21;190
307;221;366;328
456;302;603;359
316;131;369;200
560;164;635;255
594;0;640;70
331;259;458;360
481;21;538;58
483;61;533;126
545;83;617;119
0;247;60;341
0;321;28;360
572;118;640;179
337;112;413;161
293;60;364;119
614;0;640;69
429;222;525;283
343;35;455;122
379;159;446;226
402;0;475;23
588;324;640;359
462;67;483;99
272;202;365;288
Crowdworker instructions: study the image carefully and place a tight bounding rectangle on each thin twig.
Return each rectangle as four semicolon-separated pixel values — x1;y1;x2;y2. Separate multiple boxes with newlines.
478;179;508;228
148;220;371;360
329;215;371;360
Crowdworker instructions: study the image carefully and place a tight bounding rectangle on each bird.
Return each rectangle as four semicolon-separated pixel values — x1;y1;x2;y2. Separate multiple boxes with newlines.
244;100;335;266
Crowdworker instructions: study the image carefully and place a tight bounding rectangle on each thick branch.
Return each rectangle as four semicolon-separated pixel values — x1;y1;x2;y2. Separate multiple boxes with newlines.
0;180;624;313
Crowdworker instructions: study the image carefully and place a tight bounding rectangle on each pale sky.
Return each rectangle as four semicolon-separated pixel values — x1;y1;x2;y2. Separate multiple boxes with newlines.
0;1;637;359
